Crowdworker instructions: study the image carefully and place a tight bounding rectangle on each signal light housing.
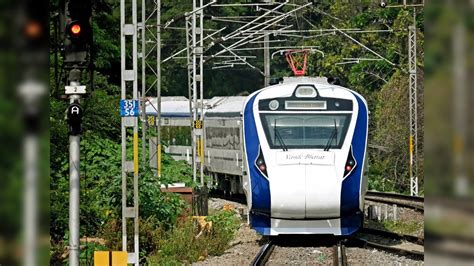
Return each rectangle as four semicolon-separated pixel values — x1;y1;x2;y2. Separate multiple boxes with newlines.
66;20;89;40
343;147;357;178
63;0;92;64
255;148;268;177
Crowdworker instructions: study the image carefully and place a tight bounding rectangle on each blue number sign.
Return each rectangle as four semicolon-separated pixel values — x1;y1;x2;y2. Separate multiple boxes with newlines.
120;99;139;117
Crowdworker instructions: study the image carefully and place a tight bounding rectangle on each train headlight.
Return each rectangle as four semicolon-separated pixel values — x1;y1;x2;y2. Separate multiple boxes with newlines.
295;85;317;98
269;100;279;110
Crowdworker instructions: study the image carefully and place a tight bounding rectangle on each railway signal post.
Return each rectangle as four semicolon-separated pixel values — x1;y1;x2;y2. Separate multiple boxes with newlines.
16;1;48;264
63;0;92;264
65;69;85;266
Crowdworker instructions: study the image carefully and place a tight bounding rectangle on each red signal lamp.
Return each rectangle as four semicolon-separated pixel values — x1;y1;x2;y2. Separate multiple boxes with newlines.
24;20;42;39
259;164;266;172
345;165;353;172
70;23;82;36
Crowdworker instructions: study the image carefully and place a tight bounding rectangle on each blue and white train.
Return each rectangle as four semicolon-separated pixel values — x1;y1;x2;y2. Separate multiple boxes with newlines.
242;77;369;236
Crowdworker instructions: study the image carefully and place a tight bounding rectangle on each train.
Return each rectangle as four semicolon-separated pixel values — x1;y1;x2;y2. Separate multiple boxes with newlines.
145;76;369;236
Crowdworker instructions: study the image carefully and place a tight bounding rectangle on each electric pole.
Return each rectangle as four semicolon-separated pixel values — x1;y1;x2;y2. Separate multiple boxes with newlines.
264;34;270;86
186;0;216;215
381;1;423;196
408;10;418;196
120;0;140;263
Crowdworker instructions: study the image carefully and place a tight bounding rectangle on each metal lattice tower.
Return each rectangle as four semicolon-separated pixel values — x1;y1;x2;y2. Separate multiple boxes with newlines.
382;2;423;196
408;11;418;196
120;0;139;263
186;0;206;185
139;0;161;177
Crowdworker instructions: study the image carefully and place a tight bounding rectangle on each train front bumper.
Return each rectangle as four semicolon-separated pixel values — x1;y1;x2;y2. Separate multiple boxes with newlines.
250;211;363;236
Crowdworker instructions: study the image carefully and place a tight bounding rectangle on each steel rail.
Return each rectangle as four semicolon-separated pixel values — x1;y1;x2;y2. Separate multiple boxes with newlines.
251;240;275;266
365;198;423;211
366;191;424;203
365;191;424;211
361;227;424;245
351;237;424;260
333;241;348;266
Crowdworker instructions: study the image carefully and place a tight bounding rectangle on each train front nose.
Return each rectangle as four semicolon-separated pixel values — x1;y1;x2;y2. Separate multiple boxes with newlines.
304;165;341;218
269;155;341;219
268;165;306;219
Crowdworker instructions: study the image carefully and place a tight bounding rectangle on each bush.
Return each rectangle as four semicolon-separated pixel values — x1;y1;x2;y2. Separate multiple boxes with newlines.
205;209;241;256
147;209;240;264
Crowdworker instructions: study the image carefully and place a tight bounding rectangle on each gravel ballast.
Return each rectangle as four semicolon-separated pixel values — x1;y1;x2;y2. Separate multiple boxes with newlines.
195;197;424;265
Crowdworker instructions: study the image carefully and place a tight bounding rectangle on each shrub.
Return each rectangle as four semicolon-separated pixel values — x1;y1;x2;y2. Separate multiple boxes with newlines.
147;209;240;264
205;209;241;256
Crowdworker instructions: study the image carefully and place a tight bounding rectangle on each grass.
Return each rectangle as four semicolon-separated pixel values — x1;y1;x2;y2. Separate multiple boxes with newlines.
316;253;327;263
380;220;423;235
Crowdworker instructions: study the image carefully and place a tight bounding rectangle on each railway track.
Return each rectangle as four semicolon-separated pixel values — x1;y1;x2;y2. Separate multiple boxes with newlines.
353;227;424;260
365;191;424;211
251;238;348;266
350;237;424;260
333;241;349;266
250;239;274;266
361;227;424;245
250;231;423;265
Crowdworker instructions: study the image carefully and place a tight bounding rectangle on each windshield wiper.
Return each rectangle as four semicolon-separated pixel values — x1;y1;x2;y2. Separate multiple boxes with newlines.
324;119;338;151
274;120;288;151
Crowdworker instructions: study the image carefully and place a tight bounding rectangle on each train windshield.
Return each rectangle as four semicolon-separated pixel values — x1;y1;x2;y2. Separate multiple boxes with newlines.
260;114;351;149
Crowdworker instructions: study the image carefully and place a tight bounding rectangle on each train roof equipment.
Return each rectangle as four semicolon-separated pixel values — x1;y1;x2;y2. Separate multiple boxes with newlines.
145;96;246;118
205;96;247;117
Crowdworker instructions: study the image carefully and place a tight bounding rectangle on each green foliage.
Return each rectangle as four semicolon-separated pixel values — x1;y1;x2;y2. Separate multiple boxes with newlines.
139;173;187;225
147;209;240;264
381;220;423;236
80;242;109;266
50;129;190;242
50;0;425;262
369;69;424;193
100;216;167;263
50;92;190;250
204;209;241;256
